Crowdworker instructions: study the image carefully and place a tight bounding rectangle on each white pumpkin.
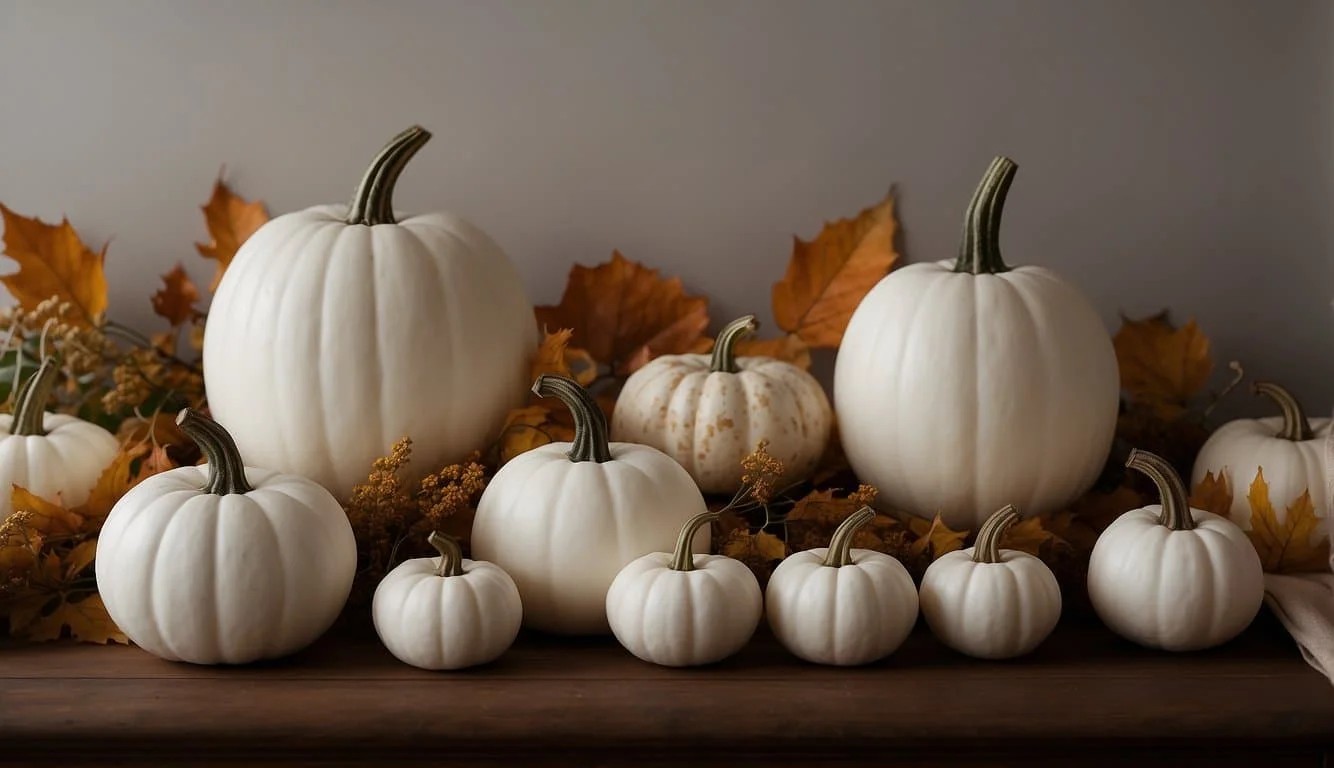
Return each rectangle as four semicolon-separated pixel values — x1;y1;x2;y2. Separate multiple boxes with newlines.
612;315;832;494
471;374;708;635
919;504;1061;659
765;506;919;666
373;531;522;670
0;359;118;521
1192;381;1330;534
606;510;761;666
1089;449;1264;651
204;125;535;500
833;157;1119;528
97;409;357;665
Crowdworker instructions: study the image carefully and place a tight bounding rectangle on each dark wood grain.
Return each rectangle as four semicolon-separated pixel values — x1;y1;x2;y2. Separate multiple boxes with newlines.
1;614;1331;766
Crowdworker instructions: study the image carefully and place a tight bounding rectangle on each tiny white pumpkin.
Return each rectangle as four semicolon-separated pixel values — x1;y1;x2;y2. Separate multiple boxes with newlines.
766;506;919;666
834;157;1119;527
612;315;832;494
471;374;708;635
97;409;357;665
1191;381;1330;534
0;359;118;521
919;504;1061;659
1089;449;1264;651
606;509;762;667
373;531;522;670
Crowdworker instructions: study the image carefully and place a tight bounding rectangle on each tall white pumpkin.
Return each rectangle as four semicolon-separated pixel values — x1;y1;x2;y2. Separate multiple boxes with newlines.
204;126;535;500
834;157;1119;527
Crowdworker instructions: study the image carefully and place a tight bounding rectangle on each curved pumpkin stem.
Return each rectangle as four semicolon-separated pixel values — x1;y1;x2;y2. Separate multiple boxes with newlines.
954;156;1017;275
532;374;612;463
670;510;719;571
11;358;58;436
428;531;466;578
176;409;254;496
1125;449;1194;531
823;506;876;568
973;504;1020;564
710;315;758;374
1252;381;1314;442
346;125;432;227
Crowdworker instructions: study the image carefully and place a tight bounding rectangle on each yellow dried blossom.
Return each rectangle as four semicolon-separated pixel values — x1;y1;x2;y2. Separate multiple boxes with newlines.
849;484;878;508
740;439;784;505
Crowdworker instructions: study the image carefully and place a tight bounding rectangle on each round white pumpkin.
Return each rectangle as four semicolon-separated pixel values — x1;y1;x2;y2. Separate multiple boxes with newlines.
471;374;708;635
606;510;762;666
1089;449;1264;651
97;410;357;665
919;504;1061;659
833;157;1119;528
0;359;118;522
1191;381;1330;534
765;506;919;666
612;315;832;494
203;125;535;500
373;531;522;670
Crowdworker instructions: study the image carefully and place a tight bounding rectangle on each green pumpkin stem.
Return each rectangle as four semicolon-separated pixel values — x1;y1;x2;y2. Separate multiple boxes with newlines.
709;315;758;374
954;156;1017;275
345;125;432;227
973;504;1020;564
175;409;254;495
1125;449;1194;531
670;510;719;571
532;374;612;463
11;359;59;436
823;506;876;568
1252;381;1314;442
428;531;466;577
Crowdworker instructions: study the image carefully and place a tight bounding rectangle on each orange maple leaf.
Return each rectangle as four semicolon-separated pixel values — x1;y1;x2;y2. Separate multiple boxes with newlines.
908;513;970;559
730;333;812;371
195;177;269;290
997;514;1066;556
772;191;899;347
1189;470;1233;519
1113;311;1213;420
150;263;200;326
535;251;709;375
497;404;574;464
0;204;108;325
531;329;597;386
1246;469;1329;574
5;551;127;644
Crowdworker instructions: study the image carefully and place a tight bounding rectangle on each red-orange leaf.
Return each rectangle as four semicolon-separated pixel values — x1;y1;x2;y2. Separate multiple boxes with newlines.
151;263;200;326
195;177;269;291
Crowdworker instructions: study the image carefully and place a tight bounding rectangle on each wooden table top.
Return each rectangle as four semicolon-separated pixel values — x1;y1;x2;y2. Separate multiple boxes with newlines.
2;613;1332;767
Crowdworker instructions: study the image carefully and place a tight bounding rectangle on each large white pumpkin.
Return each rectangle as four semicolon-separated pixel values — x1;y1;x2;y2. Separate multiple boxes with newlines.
0;359;118;521
97;410;357;665
834;157;1119;527
471;374;708;635
612;315;832;494
1191;381;1330;534
203;126;535;500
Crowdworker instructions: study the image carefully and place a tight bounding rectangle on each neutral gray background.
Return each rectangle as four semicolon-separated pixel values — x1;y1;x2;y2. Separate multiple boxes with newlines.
1;0;1329;412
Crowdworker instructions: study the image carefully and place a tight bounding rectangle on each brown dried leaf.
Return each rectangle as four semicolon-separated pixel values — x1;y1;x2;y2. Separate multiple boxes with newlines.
1189;470;1233;519
999;515;1064;557
731;333;812;371
772;191;899;347
535;251;709;375
151;263;200;326
1246;470;1329;574
195;177;269;291
0;204;107;325
531;329;598;386
6;553;126;644
1113;311;1213;420
498;404;574;463
907;514;969;559
718;528;787;586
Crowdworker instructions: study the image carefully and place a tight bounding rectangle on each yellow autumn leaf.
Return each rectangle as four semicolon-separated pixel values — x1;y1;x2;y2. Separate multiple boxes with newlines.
498;404;574;464
1246;469;1329;573
1189;470;1233;519
908;514;969;559
1113;311;1213;420
531;328;597;386
0;204;108;325
772;190;899;348
6;553;126;644
195;177;269;291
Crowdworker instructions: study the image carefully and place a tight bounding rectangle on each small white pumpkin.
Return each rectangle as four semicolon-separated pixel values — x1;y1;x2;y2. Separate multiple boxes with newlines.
766;506;919;666
1089;449;1264;651
606;510;762;667
1191;381;1331;534
834;157;1119;527
204;125;535;501
373;531;522;670
0;359;118;521
471;374;708;635
612;315;832;494
97;409;357;665
919;504;1061;659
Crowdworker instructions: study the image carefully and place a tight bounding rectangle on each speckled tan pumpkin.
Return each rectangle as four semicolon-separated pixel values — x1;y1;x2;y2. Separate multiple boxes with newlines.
611;316;832;494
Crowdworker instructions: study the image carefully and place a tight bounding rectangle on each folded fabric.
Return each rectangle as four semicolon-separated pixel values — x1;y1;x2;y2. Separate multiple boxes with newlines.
1265;572;1334;683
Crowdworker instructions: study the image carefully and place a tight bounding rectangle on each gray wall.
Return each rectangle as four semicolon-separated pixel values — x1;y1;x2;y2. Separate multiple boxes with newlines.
1;0;1330;412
